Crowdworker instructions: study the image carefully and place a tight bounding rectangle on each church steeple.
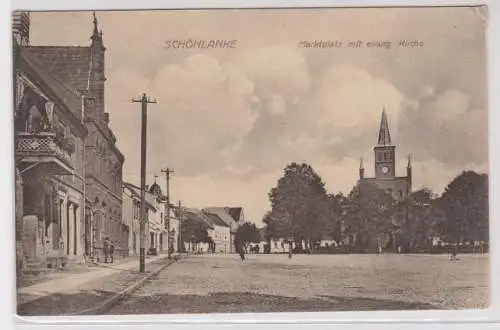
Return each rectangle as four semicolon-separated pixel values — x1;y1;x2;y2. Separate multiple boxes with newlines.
377;108;392;146
91;11;102;43
374;108;396;179
88;11;106;123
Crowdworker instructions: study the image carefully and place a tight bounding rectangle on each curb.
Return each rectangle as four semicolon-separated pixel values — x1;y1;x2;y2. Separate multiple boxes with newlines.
66;255;181;316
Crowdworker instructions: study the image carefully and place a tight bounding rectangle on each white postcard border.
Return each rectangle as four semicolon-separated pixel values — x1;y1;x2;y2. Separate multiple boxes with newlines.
2;0;498;329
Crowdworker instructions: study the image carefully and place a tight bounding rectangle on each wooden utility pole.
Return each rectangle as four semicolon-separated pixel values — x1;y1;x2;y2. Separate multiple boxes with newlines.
132;93;157;273
177;200;182;254
161;168;174;259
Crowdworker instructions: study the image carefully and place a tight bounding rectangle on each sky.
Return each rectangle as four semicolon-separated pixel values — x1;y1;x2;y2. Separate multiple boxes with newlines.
28;6;489;226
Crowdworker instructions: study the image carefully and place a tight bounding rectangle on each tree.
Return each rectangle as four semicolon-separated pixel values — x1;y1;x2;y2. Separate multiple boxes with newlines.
180;214;211;252
323;193;347;244
435;171;488;244
404;188;441;252
262;210;287;242
235;222;262;252
268;162;328;252
341;181;396;251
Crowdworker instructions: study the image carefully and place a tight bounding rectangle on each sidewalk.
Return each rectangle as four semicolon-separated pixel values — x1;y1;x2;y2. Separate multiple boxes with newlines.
17;254;168;306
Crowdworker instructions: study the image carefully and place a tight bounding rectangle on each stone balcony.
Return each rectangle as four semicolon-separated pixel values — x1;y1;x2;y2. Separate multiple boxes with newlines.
16;131;74;176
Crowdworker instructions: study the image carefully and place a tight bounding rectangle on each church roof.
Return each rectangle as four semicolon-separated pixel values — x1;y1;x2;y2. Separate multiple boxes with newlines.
377;109;393;146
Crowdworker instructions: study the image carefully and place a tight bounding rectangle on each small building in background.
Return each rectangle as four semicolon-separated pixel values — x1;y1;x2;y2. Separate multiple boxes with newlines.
122;182;159;256
203;207;245;253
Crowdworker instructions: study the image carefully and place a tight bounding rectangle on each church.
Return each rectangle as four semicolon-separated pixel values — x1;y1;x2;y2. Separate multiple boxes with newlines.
358;109;412;202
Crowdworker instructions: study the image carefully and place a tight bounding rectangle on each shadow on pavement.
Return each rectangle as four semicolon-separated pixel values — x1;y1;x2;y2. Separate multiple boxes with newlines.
105;291;441;314
17;290;117;316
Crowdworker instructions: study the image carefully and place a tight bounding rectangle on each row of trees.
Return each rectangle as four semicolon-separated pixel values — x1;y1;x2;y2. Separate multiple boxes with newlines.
263;162;489;253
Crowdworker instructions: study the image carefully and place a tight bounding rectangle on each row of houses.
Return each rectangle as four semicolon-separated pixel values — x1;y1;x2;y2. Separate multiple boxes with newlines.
180;207;245;253
122;181;179;256
13;12;129;270
121;180;246;255
123;180;248;257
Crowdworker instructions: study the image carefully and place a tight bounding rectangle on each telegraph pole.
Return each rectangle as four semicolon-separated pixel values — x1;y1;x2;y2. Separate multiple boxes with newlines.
132;93;157;273
177;200;182;254
161;168;174;259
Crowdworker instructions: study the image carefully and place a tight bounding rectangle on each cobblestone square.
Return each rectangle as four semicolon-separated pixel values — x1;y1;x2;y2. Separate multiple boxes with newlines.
107;253;489;314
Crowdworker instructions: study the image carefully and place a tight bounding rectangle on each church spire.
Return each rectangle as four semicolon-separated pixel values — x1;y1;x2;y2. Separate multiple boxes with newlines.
407;153;412;168
93;12;98;35
91;11;102;42
377;108;392;146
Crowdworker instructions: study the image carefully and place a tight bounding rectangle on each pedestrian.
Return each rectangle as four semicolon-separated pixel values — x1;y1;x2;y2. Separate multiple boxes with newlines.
103;237;110;263
450;244;458;261
239;248;245;261
109;241;115;263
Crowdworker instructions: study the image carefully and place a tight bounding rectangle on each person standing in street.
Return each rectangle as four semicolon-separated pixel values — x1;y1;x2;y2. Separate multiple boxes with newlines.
109;240;115;263
103;237;110;263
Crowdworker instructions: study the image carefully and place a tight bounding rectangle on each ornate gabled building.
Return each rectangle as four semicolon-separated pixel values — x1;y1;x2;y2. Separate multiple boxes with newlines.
13;12;90;268
359;109;412;202
20;12;125;263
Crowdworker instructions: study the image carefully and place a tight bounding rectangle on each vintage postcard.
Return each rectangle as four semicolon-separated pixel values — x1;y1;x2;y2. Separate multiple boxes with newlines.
13;6;489;316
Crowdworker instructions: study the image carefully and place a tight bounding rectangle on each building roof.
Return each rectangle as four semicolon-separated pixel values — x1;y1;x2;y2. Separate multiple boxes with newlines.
122;182;158;211
227;207;243;222
19;46;84;122
377;108;393;146
203;212;230;228
203;207;239;227
25;46;92;92
181;208;214;230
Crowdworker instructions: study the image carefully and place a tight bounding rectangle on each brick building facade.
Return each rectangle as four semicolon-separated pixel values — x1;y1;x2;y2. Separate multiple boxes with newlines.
13;12;89;267
21;12;126;263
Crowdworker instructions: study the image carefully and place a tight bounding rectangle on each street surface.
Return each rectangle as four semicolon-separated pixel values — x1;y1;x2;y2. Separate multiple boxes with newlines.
106;253;488;314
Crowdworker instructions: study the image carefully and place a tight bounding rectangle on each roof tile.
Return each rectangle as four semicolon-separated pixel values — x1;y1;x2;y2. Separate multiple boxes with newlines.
25;46;92;92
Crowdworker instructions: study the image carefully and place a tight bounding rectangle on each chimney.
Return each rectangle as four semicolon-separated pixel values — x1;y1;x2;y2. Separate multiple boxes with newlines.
104;112;110;125
12;12;30;46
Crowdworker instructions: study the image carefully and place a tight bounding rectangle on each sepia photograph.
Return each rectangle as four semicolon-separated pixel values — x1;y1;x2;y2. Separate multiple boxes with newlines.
12;6;489;316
